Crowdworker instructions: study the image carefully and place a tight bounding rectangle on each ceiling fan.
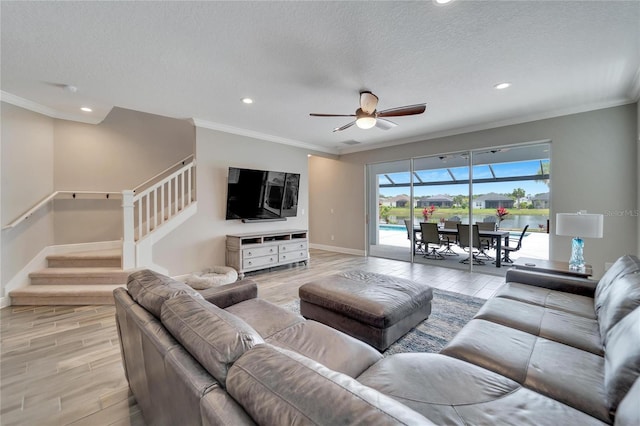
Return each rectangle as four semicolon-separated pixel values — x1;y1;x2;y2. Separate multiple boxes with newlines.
309;91;426;132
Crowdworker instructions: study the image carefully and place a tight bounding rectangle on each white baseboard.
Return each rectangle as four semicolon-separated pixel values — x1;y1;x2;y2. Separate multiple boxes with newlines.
309;243;365;257
0;296;11;309
2;240;122;305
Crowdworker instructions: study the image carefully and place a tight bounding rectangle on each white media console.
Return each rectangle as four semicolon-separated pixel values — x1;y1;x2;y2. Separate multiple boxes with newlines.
225;229;309;278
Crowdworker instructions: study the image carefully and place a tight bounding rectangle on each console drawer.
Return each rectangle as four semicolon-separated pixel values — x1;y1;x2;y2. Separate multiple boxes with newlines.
243;246;277;259
279;250;308;263
279;241;308;252
243;255;277;269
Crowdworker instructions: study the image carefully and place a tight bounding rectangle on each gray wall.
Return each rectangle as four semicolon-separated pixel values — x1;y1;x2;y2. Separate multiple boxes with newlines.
52;107;195;244
1;103;55;292
152;127;309;275
310;104;638;278
54;107;194;190
1;104;196;296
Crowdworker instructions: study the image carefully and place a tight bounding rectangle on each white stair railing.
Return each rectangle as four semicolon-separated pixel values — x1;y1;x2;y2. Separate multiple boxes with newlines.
122;158;196;269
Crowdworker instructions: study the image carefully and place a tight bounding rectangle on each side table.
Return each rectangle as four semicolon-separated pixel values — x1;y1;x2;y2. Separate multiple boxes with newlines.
512;257;593;278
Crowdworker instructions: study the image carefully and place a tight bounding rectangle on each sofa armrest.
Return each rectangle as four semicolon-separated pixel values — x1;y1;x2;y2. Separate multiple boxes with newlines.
505;269;597;297
198;279;258;308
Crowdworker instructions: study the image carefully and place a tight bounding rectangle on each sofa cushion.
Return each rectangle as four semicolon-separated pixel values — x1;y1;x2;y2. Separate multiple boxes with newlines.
127;269;203;318
597;274;640;345
226;344;435;425
494;282;596;319
615;378;640;426
441;319;609;422
161;294;263;385
475;297;602;355
604;307;640;414
225;298;304;339
594;255;640;314
267;320;382;378
358;353;606;426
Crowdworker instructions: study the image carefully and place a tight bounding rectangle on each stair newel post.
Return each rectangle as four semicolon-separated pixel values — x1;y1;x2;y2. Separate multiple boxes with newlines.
122;190;136;269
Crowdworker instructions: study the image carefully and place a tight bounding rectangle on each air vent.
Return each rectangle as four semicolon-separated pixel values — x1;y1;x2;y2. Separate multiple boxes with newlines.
342;140;361;145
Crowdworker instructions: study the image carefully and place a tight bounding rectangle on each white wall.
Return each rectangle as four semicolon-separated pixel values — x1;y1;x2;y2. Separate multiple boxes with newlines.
310;104;638;278
152;127;309;275
1;102;55;294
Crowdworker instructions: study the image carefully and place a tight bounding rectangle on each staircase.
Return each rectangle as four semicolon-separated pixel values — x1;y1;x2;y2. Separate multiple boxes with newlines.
5;156;197;306
10;249;130;305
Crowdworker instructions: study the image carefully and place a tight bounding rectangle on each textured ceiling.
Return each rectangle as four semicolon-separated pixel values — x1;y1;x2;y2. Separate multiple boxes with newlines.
2;1;639;154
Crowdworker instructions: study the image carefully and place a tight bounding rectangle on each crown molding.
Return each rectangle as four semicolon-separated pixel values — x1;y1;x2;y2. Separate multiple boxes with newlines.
0;91;107;124
338;97;637;155
190;118;338;155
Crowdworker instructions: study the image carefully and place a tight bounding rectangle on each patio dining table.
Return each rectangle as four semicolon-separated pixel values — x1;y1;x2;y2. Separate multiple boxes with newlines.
415;226;510;267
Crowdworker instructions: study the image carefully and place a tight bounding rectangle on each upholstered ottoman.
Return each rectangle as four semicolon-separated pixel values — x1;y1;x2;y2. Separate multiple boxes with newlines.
298;271;433;351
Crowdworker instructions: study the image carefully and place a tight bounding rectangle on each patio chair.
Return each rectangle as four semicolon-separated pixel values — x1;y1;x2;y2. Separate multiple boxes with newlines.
420;222;445;260
475;221;496;260
457;224;485;265
500;225;529;263
440;220;461;255
404;219;424;254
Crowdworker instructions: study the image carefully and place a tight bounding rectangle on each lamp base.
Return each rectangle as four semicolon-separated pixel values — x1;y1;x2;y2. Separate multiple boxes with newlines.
569;237;585;270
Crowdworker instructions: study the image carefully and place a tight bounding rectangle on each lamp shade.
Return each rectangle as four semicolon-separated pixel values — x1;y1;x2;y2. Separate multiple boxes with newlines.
556;213;603;238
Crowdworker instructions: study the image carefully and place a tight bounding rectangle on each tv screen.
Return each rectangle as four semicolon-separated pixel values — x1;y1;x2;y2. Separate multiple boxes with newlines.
226;167;300;220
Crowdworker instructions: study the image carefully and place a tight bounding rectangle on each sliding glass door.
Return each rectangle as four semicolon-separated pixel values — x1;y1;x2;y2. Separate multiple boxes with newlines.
471;145;550;264
367;159;414;261
366;142;551;273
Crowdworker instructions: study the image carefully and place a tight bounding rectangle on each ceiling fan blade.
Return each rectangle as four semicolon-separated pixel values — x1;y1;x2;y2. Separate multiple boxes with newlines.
377;104;426;118
360;91;379;114
333;121;356;132
375;118;398;130
310;113;356;117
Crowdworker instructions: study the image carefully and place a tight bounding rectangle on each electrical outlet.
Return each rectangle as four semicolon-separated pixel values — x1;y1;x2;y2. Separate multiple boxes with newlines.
331;235;335;241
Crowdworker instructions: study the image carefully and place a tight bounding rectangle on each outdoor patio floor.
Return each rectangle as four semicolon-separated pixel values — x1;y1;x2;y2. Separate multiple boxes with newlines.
372;229;549;277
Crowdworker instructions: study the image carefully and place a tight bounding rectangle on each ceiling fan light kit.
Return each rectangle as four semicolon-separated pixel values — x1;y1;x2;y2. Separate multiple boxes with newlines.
310;90;426;132
356;116;377;129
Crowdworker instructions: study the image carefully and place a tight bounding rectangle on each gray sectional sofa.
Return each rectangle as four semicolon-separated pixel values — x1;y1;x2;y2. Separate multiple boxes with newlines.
114;255;640;425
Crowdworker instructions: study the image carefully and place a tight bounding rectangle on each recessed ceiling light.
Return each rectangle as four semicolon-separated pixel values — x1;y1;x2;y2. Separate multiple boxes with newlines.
434;0;454;4
241;98;253;104
494;82;511;90
80;107;92;112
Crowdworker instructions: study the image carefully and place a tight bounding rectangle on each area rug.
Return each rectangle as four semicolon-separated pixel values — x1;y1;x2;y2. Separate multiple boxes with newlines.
281;288;485;356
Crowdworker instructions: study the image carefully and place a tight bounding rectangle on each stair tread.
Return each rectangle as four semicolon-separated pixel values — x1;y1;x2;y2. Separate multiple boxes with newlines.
31;267;128;276
10;284;125;295
47;249;121;260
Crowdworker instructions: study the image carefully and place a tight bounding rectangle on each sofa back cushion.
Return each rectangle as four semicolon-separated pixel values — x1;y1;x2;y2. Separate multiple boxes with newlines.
603;307;640;414
128;269;203;318
227;344;435;425
161;294;263;384
614;378;640;425
598;274;640;345
595;255;640;314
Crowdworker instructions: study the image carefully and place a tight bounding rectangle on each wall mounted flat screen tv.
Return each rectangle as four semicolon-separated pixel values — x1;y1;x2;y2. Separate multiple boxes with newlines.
225;167;300;221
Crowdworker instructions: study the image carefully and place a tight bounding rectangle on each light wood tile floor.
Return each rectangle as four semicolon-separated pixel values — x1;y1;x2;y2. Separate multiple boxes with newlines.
0;249;505;425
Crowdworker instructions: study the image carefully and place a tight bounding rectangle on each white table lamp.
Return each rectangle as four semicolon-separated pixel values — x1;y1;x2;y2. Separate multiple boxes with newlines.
556;212;603;270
